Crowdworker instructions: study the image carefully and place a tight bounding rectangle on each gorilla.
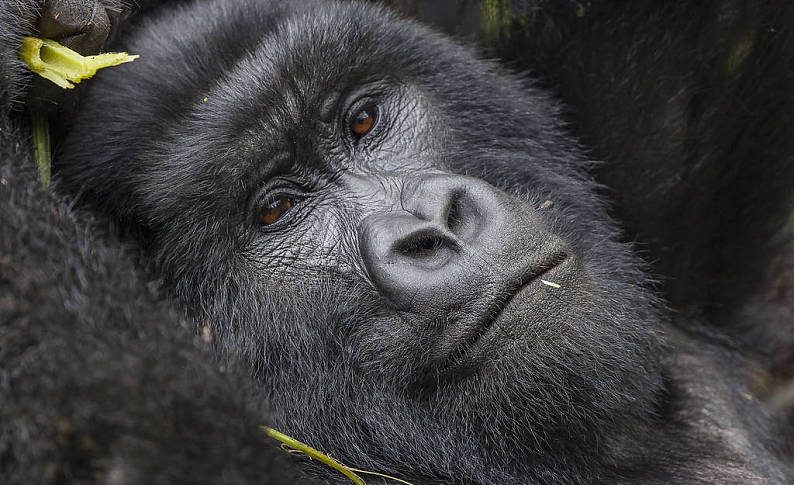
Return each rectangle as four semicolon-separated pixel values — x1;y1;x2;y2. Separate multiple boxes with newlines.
1;0;789;484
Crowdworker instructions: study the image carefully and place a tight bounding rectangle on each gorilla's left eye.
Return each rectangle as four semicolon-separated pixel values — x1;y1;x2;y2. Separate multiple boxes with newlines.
260;196;295;225
350;105;378;138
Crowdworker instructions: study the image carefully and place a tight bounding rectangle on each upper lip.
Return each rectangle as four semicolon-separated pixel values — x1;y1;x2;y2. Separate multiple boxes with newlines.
518;250;570;290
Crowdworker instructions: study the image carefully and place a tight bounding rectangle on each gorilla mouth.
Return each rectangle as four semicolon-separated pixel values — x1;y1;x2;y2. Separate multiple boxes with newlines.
522;251;573;292
444;249;572;371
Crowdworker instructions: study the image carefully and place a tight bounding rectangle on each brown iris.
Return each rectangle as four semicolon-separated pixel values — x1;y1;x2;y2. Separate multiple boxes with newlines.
261;196;293;225
351;105;377;137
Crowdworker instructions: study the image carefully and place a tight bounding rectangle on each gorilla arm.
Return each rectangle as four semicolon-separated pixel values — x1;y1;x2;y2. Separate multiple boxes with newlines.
0;149;309;484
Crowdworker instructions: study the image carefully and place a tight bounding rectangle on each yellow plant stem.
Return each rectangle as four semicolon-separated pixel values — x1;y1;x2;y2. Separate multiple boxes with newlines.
19;37;138;89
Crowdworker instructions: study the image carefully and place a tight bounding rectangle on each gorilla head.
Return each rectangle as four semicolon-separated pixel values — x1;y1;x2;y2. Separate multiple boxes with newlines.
57;0;665;483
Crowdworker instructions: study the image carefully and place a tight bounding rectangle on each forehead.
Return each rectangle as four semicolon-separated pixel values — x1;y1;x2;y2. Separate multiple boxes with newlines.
213;5;429;114
140;3;441;194
132;0;505;190
181;4;446;157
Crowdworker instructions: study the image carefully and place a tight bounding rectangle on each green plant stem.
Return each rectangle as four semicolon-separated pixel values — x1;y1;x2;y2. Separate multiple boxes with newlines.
262;426;366;485
31;112;50;188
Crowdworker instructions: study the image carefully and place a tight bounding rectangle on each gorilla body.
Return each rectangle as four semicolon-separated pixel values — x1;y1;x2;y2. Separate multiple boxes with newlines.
0;131;311;484
1;0;788;484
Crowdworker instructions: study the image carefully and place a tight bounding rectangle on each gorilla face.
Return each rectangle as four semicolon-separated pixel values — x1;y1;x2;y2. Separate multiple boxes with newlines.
59;1;664;482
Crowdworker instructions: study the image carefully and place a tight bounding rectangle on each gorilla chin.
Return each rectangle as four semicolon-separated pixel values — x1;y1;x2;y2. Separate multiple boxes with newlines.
54;0;779;484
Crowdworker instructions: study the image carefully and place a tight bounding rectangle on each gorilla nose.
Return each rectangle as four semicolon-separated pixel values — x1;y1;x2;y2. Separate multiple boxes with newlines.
358;176;498;312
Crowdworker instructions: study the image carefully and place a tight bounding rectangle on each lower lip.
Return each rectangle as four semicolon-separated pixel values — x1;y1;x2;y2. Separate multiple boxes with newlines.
475;255;574;343
445;255;576;371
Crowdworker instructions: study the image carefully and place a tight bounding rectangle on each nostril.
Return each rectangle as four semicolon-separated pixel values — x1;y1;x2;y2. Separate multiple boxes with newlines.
394;229;458;259
399;237;439;256
445;190;463;234
444;189;480;241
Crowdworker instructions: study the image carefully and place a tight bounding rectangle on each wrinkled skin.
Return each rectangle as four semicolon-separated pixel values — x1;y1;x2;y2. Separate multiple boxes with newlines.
1;0;787;484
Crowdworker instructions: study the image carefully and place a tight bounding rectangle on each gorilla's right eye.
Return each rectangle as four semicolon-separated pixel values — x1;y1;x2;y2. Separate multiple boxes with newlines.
260;196;295;225
350;104;378;138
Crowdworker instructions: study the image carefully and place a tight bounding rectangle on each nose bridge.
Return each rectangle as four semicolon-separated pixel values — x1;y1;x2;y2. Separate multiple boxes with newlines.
342;171;433;217
398;176;451;223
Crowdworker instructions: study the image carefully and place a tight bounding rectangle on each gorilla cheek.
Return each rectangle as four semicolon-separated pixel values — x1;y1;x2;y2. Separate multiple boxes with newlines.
249;204;355;278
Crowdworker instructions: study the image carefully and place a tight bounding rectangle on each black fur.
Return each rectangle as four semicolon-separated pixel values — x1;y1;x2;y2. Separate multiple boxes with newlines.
0;141;311;484
2;0;790;484
0;2;313;483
